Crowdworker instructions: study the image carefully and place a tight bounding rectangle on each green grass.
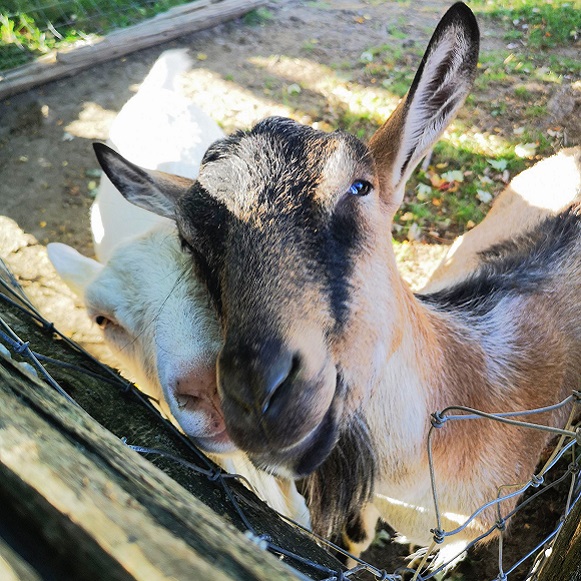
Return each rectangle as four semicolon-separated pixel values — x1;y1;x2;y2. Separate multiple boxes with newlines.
242;7;273;27
0;0;201;72
470;0;580;48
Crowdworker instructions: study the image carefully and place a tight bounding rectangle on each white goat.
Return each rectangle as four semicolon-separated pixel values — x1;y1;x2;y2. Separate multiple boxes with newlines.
48;50;310;527
92;2;581;565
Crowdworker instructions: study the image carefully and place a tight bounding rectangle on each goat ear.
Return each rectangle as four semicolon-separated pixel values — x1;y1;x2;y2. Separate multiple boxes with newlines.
47;243;104;297
369;2;479;211
93;143;193;219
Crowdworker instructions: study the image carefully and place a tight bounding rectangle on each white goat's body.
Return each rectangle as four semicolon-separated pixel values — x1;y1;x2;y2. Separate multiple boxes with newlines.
49;50;310;528
91;49;224;262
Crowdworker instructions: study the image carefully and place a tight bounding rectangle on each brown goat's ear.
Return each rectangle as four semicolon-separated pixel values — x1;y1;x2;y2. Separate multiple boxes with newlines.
369;2;479;211
93;143;193;219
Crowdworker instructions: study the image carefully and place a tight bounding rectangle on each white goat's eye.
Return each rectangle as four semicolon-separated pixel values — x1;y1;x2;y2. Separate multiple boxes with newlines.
95;315;110;329
347;180;372;197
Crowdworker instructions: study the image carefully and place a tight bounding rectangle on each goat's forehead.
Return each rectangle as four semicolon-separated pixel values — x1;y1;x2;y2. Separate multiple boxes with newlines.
196;119;372;215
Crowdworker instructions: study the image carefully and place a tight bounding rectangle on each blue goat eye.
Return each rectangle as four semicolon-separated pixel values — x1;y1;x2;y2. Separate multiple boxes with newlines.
348;180;371;196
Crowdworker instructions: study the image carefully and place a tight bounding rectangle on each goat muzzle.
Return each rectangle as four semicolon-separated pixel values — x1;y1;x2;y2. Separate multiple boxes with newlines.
217;335;337;460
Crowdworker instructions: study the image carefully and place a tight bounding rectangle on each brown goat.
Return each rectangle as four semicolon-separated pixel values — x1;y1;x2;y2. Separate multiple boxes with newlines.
94;2;581;562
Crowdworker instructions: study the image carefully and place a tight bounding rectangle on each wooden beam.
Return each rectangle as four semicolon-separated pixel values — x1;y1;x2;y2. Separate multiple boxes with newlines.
0;353;309;580
0;270;350;579
0;0;266;100
537;493;581;581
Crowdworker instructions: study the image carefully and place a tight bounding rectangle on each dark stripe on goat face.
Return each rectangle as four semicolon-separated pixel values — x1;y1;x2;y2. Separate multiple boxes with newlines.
176;184;230;315
190;117;372;333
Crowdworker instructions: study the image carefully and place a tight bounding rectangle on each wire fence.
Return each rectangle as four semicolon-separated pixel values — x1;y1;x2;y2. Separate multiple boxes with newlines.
0;0;199;73
0;253;579;581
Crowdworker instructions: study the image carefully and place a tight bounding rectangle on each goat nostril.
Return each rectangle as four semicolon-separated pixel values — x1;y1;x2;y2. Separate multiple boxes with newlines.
261;353;301;415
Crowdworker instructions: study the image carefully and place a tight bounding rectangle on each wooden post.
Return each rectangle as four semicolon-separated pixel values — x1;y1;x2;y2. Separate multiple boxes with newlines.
0;0;266;99
536;492;581;581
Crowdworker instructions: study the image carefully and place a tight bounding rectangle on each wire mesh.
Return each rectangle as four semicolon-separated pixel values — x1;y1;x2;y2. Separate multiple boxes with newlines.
0;253;579;581
0;0;200;73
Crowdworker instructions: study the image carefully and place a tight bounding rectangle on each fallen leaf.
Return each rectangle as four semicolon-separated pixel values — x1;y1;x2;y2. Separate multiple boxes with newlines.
287;83;302;95
441;170;464;183
487;158;508;171
416;183;432;200
407;222;422;241
476;189;493;204
428;172;444;188
515;142;537;158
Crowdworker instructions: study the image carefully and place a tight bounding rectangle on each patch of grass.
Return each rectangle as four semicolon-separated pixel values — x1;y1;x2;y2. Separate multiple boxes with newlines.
242;7;273;27
524;104;547;119
514;85;532;100
471;0;580;48
0;0;202;71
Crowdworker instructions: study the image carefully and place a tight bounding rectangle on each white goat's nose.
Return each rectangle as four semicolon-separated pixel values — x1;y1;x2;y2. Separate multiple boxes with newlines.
173;364;217;405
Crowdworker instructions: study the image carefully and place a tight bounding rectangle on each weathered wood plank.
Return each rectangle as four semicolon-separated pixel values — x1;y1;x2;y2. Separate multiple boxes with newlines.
0;353;308;580
0;536;41;581
0;278;349;579
0;0;266;99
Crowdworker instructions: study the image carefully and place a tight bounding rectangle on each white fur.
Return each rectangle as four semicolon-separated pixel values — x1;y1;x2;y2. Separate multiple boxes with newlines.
91;49;224;262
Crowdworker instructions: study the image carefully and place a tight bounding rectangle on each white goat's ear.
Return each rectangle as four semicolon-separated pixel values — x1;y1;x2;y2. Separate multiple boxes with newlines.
369;2;479;211
47;243;104;297
93;143;194;219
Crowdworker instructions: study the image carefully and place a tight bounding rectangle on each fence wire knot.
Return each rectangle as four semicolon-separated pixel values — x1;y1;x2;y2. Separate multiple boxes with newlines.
430;411;447;428
568;461;580;474
430;527;445;544
42;321;55;333
530;474;544;487
496;517;506;531
14;340;30;354
244;531;271;550
207;469;222;482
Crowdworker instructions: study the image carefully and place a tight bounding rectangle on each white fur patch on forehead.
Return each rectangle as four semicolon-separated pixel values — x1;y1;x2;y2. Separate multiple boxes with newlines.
316;139;364;210
200;151;252;203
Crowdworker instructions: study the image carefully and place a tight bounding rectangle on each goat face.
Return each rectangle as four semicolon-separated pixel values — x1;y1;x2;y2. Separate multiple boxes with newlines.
48;230;233;455
94;2;480;477
177;119;385;475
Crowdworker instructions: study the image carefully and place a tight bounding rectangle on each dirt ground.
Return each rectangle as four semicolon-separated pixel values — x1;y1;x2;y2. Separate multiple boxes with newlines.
0;1;578;579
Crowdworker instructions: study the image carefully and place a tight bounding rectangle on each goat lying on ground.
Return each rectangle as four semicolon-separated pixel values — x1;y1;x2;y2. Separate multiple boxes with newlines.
93;1;581;562
48;50;309;527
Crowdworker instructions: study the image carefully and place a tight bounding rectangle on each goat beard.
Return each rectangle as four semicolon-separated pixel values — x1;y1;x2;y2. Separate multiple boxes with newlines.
298;405;376;542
